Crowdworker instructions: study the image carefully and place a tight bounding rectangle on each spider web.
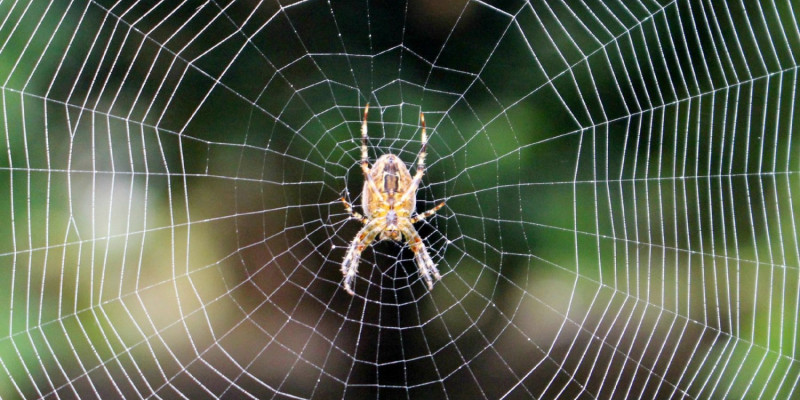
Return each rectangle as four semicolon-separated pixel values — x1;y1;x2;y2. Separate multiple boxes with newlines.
1;0;799;398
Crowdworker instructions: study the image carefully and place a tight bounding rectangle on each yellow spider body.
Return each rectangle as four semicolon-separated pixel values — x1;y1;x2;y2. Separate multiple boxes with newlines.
362;154;414;241
340;105;445;295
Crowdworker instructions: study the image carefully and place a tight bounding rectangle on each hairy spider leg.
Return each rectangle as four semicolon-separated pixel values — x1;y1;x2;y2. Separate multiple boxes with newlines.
396;112;429;206
410;201;445;224
417;112;428;175
341;219;383;295
360;103;386;202
408;112;427;190
341;197;368;224
361;103;370;164
402;219;442;290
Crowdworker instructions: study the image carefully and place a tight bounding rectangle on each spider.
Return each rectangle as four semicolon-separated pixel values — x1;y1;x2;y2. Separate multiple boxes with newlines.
339;104;445;295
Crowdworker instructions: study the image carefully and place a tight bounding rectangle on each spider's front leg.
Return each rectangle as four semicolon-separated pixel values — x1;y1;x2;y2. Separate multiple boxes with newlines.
341;220;381;295
403;222;442;290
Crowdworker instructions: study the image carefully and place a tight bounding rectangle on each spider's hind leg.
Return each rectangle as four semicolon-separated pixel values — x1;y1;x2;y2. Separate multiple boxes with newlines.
358;104;385;201
407;112;428;191
361;104;370;169
397;113;431;206
417;112;428;175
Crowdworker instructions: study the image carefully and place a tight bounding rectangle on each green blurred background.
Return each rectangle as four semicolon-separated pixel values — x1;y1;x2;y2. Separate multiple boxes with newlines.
0;0;798;398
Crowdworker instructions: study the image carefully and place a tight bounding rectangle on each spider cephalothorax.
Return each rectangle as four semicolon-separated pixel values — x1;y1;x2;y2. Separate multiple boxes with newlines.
340;104;445;295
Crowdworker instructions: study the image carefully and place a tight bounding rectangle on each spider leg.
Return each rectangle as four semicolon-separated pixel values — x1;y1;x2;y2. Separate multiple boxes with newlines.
360;104;373;179
341;197;368;224
410;201;445;224
407;112;428;189
417;112;428;175
359;104;387;202
396;112;429;206
361;103;370;167
341;220;382;295
404;222;442;290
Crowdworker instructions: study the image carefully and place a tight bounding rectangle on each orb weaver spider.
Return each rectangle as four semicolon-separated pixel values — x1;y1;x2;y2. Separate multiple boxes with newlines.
339;104;445;295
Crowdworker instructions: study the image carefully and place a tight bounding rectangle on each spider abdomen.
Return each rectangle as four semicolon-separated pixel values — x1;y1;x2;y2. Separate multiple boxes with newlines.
363;154;415;217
